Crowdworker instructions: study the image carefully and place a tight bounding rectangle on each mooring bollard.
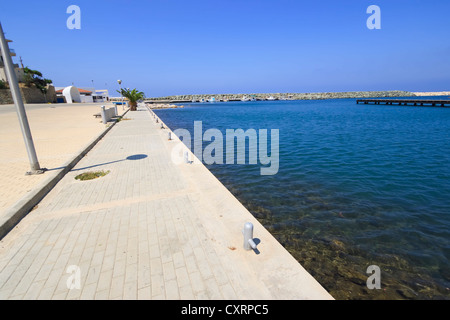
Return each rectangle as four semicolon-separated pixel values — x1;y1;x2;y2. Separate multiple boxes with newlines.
160;123;164;129
184;151;189;163
156;118;159;123
168;132;172;140
243;222;257;251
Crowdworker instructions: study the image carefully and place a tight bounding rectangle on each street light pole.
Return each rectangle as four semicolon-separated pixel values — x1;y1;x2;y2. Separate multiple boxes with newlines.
117;79;123;110
0;22;43;175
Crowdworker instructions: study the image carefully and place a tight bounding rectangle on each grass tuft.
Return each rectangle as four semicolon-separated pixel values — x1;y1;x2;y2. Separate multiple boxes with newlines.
75;170;110;181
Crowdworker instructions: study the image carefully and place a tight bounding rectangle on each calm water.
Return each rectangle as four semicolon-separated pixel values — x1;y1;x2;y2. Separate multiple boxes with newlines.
154;99;450;299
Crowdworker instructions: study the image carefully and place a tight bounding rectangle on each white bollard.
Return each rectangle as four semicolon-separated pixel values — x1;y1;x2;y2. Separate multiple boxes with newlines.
243;222;257;251
168;132;172;140
184;151;189;163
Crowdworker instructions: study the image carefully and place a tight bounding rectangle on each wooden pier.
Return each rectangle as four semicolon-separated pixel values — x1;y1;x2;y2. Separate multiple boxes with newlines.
357;99;450;107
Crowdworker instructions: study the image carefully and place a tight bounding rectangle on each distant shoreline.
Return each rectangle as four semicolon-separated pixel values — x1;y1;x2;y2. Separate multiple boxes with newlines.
412;91;450;97
145;90;449;104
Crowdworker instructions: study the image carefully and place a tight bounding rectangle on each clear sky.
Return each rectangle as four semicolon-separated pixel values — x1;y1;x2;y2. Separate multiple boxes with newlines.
1;0;449;97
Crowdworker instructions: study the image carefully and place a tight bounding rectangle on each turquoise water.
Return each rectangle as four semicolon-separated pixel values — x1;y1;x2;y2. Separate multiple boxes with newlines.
154;99;450;299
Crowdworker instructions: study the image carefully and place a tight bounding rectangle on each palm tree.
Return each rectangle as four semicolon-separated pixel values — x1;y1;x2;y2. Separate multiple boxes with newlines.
116;88;145;111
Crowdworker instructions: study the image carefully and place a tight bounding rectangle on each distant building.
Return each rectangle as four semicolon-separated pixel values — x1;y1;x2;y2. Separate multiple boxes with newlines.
55;87;109;103
0;38;25;83
55;87;92;103
77;88;110;102
93;89;109;102
62;86;81;103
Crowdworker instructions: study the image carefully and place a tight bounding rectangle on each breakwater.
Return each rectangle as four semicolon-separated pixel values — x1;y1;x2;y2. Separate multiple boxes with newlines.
146;90;415;103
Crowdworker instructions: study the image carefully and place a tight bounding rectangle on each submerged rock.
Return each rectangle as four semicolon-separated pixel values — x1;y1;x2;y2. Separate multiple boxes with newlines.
396;288;419;299
330;239;346;251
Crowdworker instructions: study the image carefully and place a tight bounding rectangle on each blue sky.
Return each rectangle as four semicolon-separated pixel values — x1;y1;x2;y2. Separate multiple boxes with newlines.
1;0;449;97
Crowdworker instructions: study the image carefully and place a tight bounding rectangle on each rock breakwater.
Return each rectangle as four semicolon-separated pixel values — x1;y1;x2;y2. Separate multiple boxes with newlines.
147;90;416;102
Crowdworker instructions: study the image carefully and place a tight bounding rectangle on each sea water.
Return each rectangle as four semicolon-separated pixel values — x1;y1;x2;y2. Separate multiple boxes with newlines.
154;98;450;299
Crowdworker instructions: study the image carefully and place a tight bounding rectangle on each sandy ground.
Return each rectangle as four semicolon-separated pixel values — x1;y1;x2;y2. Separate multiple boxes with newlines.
0;102;115;215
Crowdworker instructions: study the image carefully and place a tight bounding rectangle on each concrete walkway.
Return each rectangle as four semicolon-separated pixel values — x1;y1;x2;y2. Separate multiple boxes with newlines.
0;105;333;300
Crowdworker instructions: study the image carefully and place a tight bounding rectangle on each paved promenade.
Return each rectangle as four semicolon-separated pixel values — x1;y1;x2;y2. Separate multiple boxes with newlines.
0;105;333;300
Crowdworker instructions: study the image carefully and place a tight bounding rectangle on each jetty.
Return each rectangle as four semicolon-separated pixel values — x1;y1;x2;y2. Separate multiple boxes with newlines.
357;99;450;107
0;103;332;300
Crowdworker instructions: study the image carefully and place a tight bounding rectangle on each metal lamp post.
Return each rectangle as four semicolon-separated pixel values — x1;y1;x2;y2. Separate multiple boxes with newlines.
0;22;44;175
117;79;124;110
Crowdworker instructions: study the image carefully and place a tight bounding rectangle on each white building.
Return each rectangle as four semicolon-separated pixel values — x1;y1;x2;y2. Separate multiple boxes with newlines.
0;38;25;83
93;89;110;102
55;87;93;103
55;87;110;103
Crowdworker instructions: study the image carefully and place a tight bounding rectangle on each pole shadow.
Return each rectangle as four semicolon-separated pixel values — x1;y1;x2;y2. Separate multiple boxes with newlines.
46;154;148;172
